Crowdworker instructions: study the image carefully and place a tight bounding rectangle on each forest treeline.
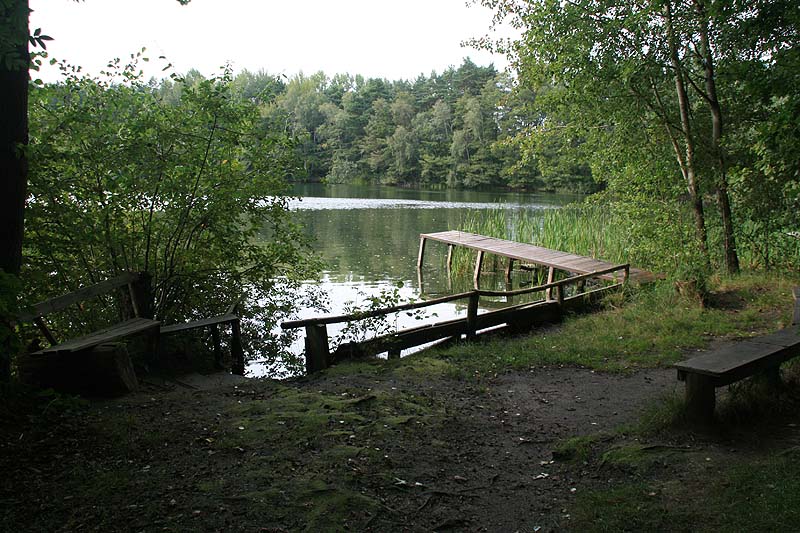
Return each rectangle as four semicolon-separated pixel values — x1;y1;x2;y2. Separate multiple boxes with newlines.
173;58;595;192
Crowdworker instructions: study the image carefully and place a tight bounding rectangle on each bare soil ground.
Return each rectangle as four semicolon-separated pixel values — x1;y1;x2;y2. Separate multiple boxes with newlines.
1;360;684;532
5;277;798;531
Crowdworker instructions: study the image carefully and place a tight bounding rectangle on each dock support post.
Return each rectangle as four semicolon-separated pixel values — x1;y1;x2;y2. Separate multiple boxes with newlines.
505;258;514;283
467;292;479;339
545;266;555;301
473;251;485;287
305;324;330;374
417;237;427;270
685;373;715;424
446;244;455;274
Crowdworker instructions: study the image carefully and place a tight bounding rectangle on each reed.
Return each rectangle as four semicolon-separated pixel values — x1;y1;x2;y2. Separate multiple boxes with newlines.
449;203;627;275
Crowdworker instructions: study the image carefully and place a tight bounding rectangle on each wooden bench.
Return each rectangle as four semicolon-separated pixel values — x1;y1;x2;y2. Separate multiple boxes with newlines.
19;272;160;356
675;287;800;422
159;300;245;375
17;272;160;394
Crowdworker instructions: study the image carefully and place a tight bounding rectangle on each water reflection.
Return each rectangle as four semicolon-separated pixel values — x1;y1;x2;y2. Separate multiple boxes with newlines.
248;184;577;376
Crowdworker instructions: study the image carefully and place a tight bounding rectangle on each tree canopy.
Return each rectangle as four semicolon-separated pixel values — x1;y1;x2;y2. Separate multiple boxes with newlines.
472;0;799;272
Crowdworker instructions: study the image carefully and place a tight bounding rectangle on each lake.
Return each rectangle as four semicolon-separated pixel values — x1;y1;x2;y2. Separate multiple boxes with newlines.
249;183;579;376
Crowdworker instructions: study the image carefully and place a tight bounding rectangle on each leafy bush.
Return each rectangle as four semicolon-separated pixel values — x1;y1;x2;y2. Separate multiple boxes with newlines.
24;55;320;374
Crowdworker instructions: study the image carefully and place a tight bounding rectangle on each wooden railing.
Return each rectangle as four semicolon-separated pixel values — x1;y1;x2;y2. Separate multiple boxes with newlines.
282;264;629;374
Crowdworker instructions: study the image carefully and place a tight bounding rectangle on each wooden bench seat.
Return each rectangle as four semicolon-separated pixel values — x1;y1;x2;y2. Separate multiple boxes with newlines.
33;317;160;355
675;288;800;422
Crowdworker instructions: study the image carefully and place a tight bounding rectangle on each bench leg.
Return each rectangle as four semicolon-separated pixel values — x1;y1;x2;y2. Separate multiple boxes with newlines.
685;373;715;424
761;366;782;389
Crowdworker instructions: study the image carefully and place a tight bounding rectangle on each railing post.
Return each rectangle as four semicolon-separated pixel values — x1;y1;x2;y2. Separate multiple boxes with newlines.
230;319;246;375
556;284;564;306
505;258;514;283
467;292;479;339
305;324;330;374
211;324;224;370
623;265;630;285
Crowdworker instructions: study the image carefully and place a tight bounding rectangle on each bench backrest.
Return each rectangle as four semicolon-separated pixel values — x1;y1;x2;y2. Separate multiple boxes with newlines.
18;272;141;322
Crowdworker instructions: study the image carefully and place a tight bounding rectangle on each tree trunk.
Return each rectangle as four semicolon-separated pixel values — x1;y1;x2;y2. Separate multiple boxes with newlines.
0;0;30;382
665;0;709;262
0;0;28;277
694;0;740;273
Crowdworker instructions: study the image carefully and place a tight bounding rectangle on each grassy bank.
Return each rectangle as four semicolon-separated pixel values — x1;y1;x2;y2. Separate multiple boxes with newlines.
431;273;797;374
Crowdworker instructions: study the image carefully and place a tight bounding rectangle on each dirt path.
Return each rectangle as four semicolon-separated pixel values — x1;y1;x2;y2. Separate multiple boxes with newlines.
1;362;678;532
306;366;676;531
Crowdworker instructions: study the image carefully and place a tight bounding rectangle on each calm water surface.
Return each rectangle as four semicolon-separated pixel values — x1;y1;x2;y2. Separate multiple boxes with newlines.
249;184;578;375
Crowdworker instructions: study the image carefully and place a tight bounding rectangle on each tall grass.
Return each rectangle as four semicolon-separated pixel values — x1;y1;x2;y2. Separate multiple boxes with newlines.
450;199;800;280
450;204;628;275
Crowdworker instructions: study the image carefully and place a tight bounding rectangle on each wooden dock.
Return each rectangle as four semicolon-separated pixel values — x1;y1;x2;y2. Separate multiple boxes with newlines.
282;230;656;375
283;263;631;374
417;230;656;285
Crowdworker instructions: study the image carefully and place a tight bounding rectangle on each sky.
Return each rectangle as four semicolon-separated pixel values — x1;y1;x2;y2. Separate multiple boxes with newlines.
29;0;511;82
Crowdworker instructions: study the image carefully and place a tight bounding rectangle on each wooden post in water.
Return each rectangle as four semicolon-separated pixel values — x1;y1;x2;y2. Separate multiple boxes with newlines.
473;251;485;287
466;292;479;339
544;266;555;301
417;237;427;270
305;324;330;374
505;258;514;283
446;244;455;274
